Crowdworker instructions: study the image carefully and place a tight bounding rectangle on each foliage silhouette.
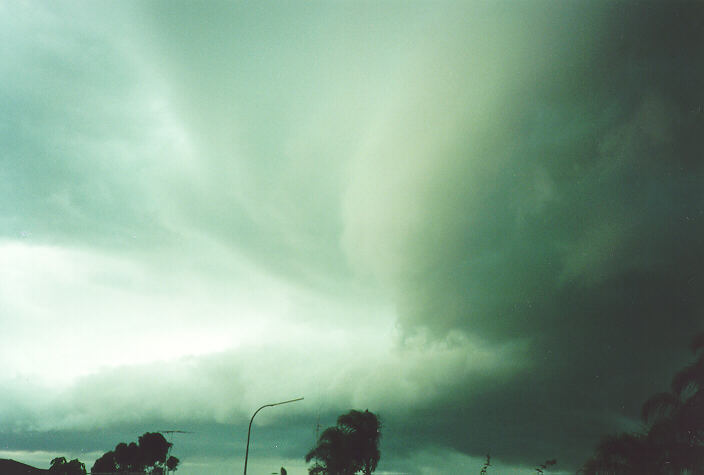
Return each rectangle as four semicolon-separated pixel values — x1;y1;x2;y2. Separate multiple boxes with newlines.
307;426;354;475
534;458;556;473
166;456;179;472
91;451;117;473
90;432;179;474
480;454;491;474
305;409;381;475
581;331;704;474
138;432;172;468
114;442;140;471
50;457;86;475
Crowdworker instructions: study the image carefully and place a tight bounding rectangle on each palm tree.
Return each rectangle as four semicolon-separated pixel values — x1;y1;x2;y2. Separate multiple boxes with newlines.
581;433;658;474
305;410;381;475
305;427;355;475
337;410;381;475
583;332;704;474
639;331;704;472
641;332;704;426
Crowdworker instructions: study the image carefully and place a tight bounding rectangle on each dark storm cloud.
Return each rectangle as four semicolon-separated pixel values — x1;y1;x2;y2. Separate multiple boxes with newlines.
4;1;704;473
355;2;704;469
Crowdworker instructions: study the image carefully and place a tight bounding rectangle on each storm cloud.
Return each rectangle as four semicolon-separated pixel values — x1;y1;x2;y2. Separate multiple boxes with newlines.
1;1;703;473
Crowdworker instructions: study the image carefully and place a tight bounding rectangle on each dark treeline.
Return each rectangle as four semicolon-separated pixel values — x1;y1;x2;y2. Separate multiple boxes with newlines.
10;432;179;475
12;336;704;475
91;432;179;474
580;332;704;474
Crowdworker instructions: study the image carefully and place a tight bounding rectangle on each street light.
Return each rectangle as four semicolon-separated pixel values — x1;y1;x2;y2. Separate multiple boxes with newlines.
243;397;304;475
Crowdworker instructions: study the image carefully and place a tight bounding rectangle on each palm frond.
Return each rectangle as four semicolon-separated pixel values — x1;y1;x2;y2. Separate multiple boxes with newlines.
671;358;704;397
690;331;704;354
641;392;680;423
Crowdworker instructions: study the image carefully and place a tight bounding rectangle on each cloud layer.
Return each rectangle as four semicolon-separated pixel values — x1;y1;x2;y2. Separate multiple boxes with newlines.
2;1;703;473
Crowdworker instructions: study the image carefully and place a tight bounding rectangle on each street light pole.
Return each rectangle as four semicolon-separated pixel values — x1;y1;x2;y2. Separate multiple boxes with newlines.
243;397;304;475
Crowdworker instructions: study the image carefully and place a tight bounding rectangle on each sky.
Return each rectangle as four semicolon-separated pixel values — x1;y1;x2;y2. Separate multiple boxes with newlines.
1;1;703;474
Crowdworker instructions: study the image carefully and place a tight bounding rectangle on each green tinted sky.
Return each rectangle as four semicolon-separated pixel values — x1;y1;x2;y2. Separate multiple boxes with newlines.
1;1;703;473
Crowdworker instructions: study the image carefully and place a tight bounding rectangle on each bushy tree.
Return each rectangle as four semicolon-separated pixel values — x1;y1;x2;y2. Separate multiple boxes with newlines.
90;432;180;474
305;409;381;475
138;432;172;468
91;451;117;473
166;456;180;472
50;457;86;475
114;442;141;471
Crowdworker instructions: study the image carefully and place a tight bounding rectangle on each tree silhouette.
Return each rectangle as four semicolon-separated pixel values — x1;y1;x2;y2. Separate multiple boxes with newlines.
535;458;556;473
114;442;140;471
138;432;172;468
90;432;179;474
582;331;704;474
336;410;381;475
306;426;354;475
90;451;117;474
480;454;491;474
305;409;381;475
166;456;180;472
49;457;86;475
581;433;656;474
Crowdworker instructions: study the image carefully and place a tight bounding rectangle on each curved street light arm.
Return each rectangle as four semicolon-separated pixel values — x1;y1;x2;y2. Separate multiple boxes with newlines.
243;397;304;475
